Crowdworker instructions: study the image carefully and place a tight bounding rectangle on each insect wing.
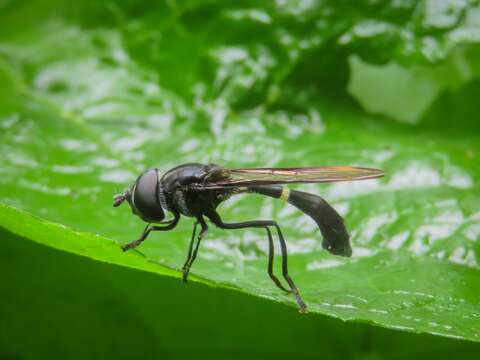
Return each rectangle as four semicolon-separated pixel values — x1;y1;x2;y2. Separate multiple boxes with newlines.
198;166;384;189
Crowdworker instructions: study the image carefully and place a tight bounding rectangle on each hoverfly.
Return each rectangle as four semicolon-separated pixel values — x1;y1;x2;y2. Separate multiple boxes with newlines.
114;163;384;313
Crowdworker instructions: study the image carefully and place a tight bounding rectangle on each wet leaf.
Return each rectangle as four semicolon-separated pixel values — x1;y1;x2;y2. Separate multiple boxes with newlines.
0;0;479;342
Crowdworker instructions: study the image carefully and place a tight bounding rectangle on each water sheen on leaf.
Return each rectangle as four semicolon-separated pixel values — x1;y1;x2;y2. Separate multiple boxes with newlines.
0;0;479;342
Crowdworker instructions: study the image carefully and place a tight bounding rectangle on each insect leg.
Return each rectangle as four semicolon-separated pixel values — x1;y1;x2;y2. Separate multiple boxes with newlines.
182;221;198;272
182;216;208;282
121;224;150;251
206;211;306;312
273;224;307;313
266;226;291;293
121;213;180;251
206;212;288;291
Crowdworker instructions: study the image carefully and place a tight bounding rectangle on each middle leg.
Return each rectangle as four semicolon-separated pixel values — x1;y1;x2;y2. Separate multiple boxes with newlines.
182;221;198;272
182;216;208;282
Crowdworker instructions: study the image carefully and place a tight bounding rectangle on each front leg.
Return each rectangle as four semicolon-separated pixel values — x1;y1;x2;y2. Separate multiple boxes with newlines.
122;224;150;251
122;212;180;251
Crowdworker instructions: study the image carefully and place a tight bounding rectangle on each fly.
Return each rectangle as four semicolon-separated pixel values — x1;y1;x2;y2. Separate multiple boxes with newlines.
113;163;384;313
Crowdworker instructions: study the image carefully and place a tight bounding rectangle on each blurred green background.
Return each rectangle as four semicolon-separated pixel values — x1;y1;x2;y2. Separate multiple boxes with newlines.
1;1;479;358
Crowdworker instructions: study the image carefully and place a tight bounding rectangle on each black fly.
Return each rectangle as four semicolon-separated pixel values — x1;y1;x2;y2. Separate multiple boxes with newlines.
113;163;384;313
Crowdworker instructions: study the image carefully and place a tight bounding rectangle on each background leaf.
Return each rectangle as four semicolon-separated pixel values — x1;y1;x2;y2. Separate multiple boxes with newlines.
1;0;479;354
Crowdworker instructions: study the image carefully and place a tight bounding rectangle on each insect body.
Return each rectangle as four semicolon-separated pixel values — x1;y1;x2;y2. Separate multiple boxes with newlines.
113;163;384;313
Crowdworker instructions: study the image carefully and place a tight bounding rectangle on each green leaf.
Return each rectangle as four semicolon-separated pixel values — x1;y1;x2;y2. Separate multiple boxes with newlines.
1;0;480;344
0;202;181;280
4;228;480;359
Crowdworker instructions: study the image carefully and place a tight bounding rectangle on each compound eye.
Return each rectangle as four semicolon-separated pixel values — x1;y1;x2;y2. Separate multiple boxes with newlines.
133;169;165;222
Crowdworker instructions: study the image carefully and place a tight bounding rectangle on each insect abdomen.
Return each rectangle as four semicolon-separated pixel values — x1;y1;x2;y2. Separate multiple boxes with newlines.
248;185;352;257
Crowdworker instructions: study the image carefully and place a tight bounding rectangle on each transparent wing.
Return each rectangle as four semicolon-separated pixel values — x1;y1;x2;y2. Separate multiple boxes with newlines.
198;166;384;189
